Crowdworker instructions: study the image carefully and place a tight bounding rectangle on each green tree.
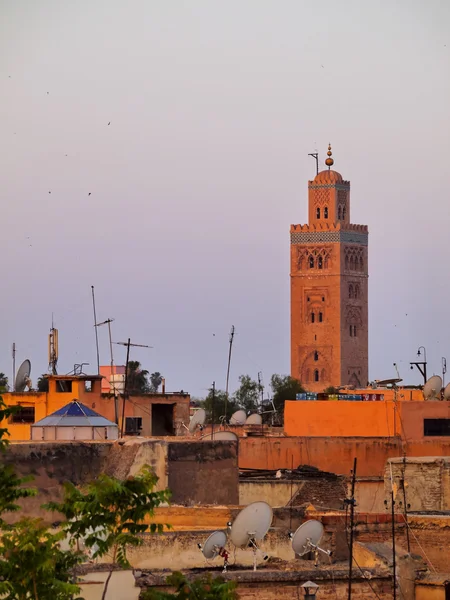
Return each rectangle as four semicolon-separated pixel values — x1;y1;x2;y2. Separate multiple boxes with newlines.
232;374;262;414
0;519;83;600
323;386;339;395
37;375;49;392
202;388;238;423
270;374;306;424
127;361;150;394
149;372;163;393
142;571;238;600
0;373;9;393
46;466;171;600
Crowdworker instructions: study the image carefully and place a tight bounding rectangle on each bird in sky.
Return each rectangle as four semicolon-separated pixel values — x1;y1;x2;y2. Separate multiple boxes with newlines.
108;122;111;125
88;192;91;196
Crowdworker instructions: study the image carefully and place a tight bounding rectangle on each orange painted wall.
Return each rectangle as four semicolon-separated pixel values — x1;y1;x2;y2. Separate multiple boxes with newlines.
284;400;400;437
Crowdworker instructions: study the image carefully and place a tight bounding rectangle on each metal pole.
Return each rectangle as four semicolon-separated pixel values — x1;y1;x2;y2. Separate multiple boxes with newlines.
401;455;411;553
224;326;235;419
91;286;100;375
442;357;447;389
347;457;357;600
211;381;215;440
12;343;16;391
121;338;131;438
391;489;397;600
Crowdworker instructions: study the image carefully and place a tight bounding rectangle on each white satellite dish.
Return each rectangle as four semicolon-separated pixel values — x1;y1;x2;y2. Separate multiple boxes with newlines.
198;530;229;572
444;383;450;401
15;359;32;392
229;501;272;570
200;431;238;441
230;409;246;425
245;413;262;425
291;519;331;566
423;375;442;401
189;408;206;434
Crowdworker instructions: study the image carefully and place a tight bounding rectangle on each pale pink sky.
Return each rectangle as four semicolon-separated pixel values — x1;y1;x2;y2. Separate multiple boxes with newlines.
1;1;449;396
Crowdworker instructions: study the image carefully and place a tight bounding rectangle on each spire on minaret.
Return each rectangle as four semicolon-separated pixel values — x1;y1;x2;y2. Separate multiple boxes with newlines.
325;143;334;170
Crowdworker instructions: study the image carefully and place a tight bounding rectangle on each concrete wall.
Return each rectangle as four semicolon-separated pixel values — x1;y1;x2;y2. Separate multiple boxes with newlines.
80;571;139;600
239;481;294;507
354;479;385;513
167;441;238;505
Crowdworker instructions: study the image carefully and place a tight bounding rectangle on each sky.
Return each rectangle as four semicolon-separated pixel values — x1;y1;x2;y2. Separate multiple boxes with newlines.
1;1;449;397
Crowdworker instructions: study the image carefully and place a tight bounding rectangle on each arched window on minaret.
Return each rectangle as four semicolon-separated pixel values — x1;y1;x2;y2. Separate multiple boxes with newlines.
324;207;328;219
318;256;323;269
338;206;342;220
314;369;319;382
309;256;314;269
349;284;354;299
359;256;364;271
314;351;319;361
316;207;321;219
319;312;323;322
345;255;349;270
311;312;315;324
355;284;360;299
343;206;347;220
350;255;354;270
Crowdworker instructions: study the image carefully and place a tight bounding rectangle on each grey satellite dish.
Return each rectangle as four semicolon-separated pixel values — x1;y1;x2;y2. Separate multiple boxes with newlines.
230;409;246;425
245;413;262;425
229;501;272;571
15;359;31;392
200;431;238;441
291;519;331;566
444;383;450;401
423;375;442;401
200;531;227;559
189;408;206;434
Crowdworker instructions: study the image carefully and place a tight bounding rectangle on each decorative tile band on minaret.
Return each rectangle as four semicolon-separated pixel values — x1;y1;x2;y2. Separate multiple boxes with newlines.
290;145;369;391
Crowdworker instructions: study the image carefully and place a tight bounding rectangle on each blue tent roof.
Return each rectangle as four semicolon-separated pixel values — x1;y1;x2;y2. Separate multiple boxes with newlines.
32;400;117;428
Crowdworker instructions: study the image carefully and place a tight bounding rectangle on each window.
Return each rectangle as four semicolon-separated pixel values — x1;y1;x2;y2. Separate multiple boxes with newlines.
319;312;323;322
10;406;35;423
311;312;315;323
350;256;354;270
338;206;342;220
424;419;450;436
314;369;319;382
322;297;325;302
349;325;357;337
316;207;321;219
324;207;328;219
56;380;72;393
318;256;323;269
307;296;310;302
343;207;347;220
314;351;319;361
359;256;364;271
309;256;314;269
349;285;354;299
125;417;143;435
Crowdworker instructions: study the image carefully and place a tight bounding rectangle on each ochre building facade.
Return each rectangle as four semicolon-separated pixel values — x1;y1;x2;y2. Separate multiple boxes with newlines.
290;147;369;390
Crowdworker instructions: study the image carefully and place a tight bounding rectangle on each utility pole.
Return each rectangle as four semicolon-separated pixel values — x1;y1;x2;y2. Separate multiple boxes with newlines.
257;372;264;408
401;455;411;553
224;325;235;420
391;489;397;600
211;381;216;441
115;338;152;437
346;457;357;600
12;343;16;391
95;318;118;423
409;346;427;385
91;286;100;375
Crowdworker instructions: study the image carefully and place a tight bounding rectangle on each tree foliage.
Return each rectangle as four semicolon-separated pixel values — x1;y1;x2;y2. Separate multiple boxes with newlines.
202;387;238;423
0;373;9;393
270;374;305;423
127;361;150;394
232;374;262;414
37;375;49;392
0;519;83;600
149;372;163;393
46;466;171;600
142;572;238;600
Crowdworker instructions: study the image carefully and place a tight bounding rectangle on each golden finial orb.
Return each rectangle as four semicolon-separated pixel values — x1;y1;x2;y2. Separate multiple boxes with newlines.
325;143;334;169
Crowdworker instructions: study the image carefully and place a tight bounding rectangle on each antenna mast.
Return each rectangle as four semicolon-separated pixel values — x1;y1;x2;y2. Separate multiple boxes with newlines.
346;457;357;600
224;325;235;419
91;286;100;375
308;152;319;176
211;381;216;440
390;463;397;600
12;343;16;391
96;318;117;422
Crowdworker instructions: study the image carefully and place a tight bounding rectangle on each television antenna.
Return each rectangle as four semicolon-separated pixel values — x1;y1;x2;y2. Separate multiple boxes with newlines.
245;413;262;425
201;431;238;441
308;152;319;176
15;359;32;392
229;501;272;571
95;318;118;422
224;326;235;419
443;382;450;401
115;338;152;437
198;530;229;572
188;408;206;434
12;343;16;391
48;323;59;375
230;409;246;426
423;375;442;401
290;520;331;567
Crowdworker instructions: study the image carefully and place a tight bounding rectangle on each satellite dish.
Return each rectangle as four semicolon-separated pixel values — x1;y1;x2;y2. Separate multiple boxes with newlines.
189;408;206;434
200;530;227;559
245;413;262;425
423;375;442;400
444;383;450;401
15;359;31;392
201;431;238;441
291;520;324;556
230;409;246;425
230;501;273;548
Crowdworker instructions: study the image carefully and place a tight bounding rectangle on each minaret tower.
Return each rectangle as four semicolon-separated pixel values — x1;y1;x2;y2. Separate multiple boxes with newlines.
290;145;369;391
